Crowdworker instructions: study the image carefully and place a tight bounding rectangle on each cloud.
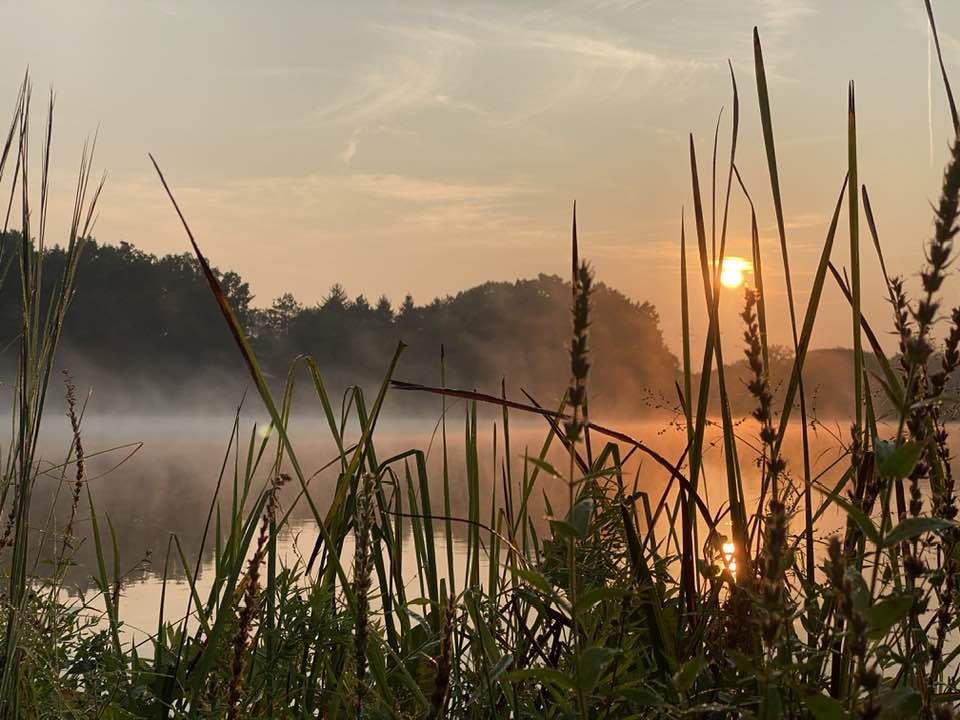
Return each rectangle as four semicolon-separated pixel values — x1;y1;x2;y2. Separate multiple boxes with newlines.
434;94;486;115
784;212;825;231
312;58;442;125
338;131;360;166
520;29;697;73
98;169;539;242
309;9;711;130
339;172;535;213
312;27;470;127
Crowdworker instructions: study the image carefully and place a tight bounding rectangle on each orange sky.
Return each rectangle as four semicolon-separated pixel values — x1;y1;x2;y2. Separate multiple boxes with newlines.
3;1;960;357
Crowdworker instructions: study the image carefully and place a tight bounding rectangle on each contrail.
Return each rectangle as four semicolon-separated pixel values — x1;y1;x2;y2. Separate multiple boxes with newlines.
929;20;934;166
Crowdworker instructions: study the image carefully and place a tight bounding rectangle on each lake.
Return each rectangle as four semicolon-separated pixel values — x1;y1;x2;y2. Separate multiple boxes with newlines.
29;407;867;646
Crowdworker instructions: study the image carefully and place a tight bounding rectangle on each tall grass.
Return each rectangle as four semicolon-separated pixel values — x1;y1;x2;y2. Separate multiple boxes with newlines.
4;3;960;718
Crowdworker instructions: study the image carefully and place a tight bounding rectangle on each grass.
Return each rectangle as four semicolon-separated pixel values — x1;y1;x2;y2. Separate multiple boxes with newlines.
4;5;960;718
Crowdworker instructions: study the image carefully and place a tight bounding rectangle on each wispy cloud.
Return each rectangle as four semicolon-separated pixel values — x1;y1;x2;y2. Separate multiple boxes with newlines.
102;169;538;238
434;93;487;115
312;59;443;125
520;29;702;73
312;26;469;126
309;8;711;129
338;131;360;166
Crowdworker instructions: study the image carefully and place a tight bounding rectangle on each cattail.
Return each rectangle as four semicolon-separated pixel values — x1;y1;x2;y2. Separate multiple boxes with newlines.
268;473;291;525
760;498;788;644
0;500;17;551
62;370;85;548
227;514;266;718
429;593;456;720
564;257;593;718
720;578;756;655
908;139;960;365
929;309;959;522
900;145;960;599
930;307;960;397
905;369;930;520
353;472;374;717
889;276;914;376
565;261;593;444
933;424;955;506
741;287;784;493
924;308;960;517
227;480;279;719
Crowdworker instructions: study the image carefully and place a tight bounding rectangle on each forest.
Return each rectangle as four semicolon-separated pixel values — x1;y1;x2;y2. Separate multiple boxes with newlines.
0;232;680;415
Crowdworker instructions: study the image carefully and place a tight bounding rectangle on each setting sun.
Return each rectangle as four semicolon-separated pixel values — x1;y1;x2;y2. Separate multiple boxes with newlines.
719;256;752;289
722;541;737;575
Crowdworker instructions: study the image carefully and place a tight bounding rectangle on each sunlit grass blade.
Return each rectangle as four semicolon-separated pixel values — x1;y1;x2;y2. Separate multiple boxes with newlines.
754;29;817;600
679;213;693;443
925;0;959;136
847;82;864;441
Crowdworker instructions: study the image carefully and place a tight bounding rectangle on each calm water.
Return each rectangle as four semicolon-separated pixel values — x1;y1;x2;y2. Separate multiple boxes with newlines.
28;409;873;645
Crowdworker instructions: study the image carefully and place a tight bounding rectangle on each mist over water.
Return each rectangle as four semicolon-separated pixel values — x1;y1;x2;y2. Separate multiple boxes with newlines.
25;401;871;603
14;364;943;650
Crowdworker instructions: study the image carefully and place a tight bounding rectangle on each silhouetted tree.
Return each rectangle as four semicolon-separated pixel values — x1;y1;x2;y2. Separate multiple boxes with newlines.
323;284;348;311
375;295;393;322
266;293;302;336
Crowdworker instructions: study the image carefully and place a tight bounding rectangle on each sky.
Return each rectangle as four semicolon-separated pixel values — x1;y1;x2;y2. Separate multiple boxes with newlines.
2;0;960;356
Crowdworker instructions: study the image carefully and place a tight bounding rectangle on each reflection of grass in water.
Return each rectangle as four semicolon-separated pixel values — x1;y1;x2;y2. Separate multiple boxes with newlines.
6;7;960;717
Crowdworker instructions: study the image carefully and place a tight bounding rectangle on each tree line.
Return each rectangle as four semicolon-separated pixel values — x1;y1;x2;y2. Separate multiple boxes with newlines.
0;233;680;416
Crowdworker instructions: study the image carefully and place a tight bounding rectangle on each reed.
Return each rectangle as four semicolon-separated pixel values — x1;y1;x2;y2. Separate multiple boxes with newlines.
61;369;85;547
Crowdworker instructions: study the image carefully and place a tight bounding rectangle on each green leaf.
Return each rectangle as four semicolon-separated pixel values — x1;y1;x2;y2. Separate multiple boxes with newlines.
866;594;914;638
802;691;843;720
882;517;957;548
569;497;593;538
513;568;552;595
673;655;705;693
524;456;562;478
578;646;618;695
575;586;627;613
549;519;578;541
824;484;879;544
878;441;925;478
488;654;513;684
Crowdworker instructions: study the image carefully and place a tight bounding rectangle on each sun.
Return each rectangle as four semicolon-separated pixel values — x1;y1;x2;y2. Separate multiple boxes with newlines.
719;256;751;289
722;541;737;574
